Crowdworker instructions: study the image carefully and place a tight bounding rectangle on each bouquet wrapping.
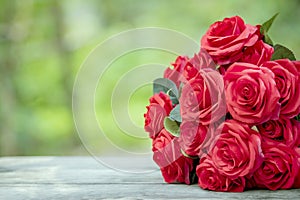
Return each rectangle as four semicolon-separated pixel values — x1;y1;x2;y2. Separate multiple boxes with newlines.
144;15;300;192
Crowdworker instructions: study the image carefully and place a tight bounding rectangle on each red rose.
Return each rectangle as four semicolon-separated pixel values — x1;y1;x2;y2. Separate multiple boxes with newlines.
239;40;273;66
164;56;189;87
290;120;300;148
180;68;226;125
179;49;216;84
201;16;259;65
189;48;216;70
196;156;246;192
293;147;300;188
152;128;174;152
253;140;299;190
257;118;300;148
218;65;230;76
160;155;194;185
144;92;173;139
224;62;280;125
209;120;263;179
245;176;257;190
179;120;208;156
293;171;300;188
152;129;194;184
263;59;300;118
181;61;199;83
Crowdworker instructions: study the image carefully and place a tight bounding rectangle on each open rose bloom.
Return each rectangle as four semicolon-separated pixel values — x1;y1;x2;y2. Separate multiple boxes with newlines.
144;15;300;192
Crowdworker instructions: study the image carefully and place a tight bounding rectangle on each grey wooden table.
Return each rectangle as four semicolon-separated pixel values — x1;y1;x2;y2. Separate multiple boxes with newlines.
0;157;299;199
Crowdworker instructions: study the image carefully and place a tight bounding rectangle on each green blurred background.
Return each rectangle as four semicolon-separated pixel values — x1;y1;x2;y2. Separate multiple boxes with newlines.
1;0;299;156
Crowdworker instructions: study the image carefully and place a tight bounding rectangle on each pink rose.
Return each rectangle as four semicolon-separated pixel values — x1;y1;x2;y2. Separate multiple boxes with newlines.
196;156;246;192
152;128;194;184
257;117;300;148
179;120;208;156
201;16;259;65
253;140;299;190
263;59;300;118
180;68;226;125
239;40;273;66
164;56;189;87
209;120;263;179
144;92;173;139
224;62;280;125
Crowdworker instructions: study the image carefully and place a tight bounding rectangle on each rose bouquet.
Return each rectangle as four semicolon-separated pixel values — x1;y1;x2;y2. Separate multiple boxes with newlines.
144;14;300;192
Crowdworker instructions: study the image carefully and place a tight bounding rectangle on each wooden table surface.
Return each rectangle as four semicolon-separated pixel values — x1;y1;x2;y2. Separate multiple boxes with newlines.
0;156;299;199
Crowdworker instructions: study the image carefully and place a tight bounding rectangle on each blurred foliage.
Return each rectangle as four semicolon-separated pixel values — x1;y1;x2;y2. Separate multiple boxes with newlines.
0;0;300;155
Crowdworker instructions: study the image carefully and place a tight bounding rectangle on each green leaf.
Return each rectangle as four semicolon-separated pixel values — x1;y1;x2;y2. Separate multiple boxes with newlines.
251;126;259;132
295;115;300;122
189;172;198;184
271;44;296;61
260;13;278;46
153;78;179;104
169;104;182;122
180;149;199;159
263;34;273;46
260;13;279;34
164;117;180;137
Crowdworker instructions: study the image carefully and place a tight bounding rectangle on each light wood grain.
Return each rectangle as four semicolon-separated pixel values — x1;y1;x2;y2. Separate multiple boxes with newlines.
0;157;299;199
